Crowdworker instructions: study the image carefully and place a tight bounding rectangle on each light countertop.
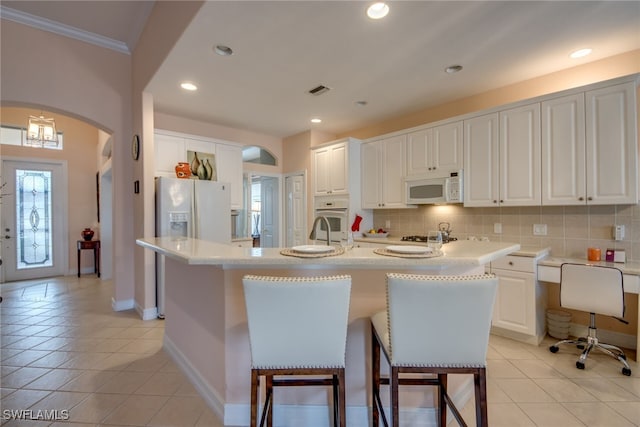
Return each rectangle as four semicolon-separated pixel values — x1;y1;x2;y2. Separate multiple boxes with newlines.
538;256;640;276
137;237;521;270
355;236;548;259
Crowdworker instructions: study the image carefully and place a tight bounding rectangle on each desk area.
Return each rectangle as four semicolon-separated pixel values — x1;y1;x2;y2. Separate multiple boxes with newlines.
538;257;639;358
77;240;100;277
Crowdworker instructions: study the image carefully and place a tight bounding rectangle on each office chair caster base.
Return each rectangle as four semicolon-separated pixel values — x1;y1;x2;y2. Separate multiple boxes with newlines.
549;345;559;353
576;361;585;370
622;367;631;376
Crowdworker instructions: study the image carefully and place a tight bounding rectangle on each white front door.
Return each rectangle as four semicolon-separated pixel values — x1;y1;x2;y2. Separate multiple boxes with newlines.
1;159;67;282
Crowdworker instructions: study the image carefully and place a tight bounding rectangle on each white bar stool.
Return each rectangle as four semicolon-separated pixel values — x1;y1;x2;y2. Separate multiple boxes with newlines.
371;273;498;427
243;274;352;427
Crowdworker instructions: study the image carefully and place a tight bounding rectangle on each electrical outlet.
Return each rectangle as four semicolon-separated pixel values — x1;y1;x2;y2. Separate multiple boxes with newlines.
613;225;625;241
385;220;391;229
533;224;547;236
494;223;502;234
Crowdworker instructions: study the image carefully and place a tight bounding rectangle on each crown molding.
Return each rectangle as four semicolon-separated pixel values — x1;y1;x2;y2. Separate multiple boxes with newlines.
0;6;130;54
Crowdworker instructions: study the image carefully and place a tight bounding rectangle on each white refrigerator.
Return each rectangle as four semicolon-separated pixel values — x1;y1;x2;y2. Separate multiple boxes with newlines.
155;176;231;318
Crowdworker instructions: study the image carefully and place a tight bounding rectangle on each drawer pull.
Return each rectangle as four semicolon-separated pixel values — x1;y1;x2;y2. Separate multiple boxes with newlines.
508;261;514;266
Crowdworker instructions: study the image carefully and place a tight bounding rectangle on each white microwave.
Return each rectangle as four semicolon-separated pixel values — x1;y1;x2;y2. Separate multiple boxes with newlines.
404;171;463;204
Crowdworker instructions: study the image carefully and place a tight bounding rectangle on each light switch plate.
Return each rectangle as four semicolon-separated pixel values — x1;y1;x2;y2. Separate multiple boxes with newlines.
533;224;547;236
494;223;502;234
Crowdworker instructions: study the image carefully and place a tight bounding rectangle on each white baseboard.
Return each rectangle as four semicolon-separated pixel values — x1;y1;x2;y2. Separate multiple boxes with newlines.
491;327;545;345
163;334;473;427
131;301;158;320
111;297;134;312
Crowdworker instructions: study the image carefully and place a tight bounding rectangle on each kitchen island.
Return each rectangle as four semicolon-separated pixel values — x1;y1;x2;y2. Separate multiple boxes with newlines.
137;237;520;427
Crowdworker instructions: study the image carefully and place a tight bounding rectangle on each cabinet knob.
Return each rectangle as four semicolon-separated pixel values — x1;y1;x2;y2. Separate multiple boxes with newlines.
499;200;504;203
578;197;584;201
587;196;593;201
508;261;514;266
493;200;497;204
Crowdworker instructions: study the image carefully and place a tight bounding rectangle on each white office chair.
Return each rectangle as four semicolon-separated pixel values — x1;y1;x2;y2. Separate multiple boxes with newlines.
243;274;351;427
549;263;631;376
371;273;498;427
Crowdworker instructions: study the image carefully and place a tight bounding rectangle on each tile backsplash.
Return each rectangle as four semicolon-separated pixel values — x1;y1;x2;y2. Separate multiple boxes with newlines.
372;204;640;262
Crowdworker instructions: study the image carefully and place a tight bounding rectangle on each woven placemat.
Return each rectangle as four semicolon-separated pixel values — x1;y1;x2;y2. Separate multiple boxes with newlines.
373;248;443;259
280;247;346;258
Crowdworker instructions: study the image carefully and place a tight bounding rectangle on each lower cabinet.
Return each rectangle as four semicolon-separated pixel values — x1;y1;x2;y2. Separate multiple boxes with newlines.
489;255;547;344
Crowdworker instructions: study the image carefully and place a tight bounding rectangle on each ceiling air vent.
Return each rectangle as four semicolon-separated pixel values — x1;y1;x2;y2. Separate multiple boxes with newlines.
308;85;331;96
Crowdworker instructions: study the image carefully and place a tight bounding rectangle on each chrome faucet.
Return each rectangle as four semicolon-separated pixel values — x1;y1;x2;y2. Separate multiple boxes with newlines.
309;216;332;245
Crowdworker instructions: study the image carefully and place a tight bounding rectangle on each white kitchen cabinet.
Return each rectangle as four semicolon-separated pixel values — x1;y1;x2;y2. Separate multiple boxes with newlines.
184;137;215;156
542;83;638;206
499;103;541;206
216;143;243;209
313;141;348;195
361;135;408;209
406;121;463;176
463;113;499;207
154;133;186;177
490;255;547;344
541;93;586;205
154;130;244;209
585;82;638;205
463;103;541;207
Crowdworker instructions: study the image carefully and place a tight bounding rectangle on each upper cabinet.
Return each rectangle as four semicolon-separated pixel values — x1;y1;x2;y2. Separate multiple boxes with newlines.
313;141;348;195
153;131;244;210
406;121;463;176
215;143;244;209
463;113;499;207
541;82;638;205
464;103;541;207
585;83;637;205
361;135;408;209
499;103;541;206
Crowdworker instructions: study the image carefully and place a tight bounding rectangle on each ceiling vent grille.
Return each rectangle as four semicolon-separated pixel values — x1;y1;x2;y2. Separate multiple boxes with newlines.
308;85;331;96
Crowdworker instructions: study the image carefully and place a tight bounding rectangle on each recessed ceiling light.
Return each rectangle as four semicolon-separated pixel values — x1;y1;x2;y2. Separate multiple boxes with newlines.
311;118;322;124
445;65;463;74
367;2;389;19
180;82;197;91
355;101;368;107
214;45;233;56
570;48;592;59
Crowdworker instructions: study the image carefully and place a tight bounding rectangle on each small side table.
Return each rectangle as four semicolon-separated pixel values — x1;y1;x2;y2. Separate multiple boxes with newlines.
77;240;100;278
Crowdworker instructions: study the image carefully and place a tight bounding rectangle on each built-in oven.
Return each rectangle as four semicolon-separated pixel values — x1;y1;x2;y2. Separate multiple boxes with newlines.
313;196;349;244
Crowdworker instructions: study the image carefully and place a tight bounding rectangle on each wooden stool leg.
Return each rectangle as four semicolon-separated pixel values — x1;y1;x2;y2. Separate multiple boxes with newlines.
475;368;488;427
250;370;258;427
438;373;447;426
338;369;346;427
266;375;273;427
371;328;381;427
391;366;399;427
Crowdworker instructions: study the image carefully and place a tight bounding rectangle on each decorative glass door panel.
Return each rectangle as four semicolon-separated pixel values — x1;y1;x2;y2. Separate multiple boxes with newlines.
16;169;53;269
1;160;66;282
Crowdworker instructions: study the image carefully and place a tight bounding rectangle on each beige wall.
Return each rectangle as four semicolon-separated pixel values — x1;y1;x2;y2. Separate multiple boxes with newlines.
1;107;100;273
1;18;134;304
339;50;640;140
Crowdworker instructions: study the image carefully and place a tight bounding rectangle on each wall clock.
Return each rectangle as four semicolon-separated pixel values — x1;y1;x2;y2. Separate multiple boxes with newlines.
131;134;140;160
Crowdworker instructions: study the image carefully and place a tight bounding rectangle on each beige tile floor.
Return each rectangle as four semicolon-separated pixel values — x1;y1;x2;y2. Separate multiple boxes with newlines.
1;275;639;426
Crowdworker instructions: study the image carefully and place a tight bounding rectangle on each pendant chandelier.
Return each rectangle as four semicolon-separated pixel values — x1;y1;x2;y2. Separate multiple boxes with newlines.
25;114;59;147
